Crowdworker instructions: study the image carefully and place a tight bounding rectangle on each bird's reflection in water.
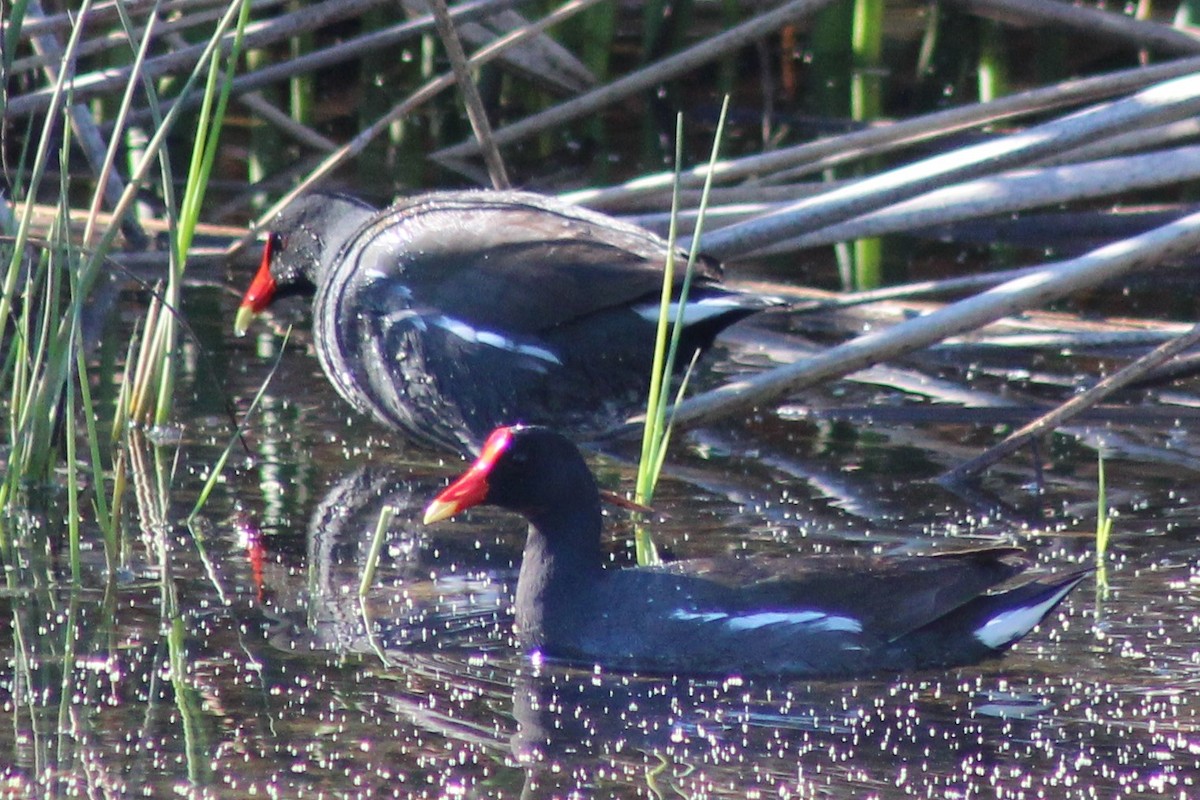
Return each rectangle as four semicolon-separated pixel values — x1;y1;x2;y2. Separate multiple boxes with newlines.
266;465;519;658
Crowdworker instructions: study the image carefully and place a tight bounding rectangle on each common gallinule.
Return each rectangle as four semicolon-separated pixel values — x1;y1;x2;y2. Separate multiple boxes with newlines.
234;190;776;454
423;425;1091;677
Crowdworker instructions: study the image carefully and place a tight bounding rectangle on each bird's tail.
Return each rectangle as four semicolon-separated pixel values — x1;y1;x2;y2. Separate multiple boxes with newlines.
892;567;1092;667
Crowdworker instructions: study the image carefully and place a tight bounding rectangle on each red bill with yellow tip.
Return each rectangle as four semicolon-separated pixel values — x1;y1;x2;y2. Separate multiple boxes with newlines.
233;233;281;336
423;427;515;524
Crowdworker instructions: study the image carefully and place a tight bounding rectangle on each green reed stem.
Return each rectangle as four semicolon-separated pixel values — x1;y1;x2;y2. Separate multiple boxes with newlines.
152;0;254;426
1095;452;1112;599
66;322;81;585
188;329;292;522
359;505;396;598
650;350;699;487
850;0;883;290
165;572;211;783
1;0;93;332
2;0;31;72
850;0;882;118
2;82;86;516
634;98;731;565
83;0;162;249
77;339;116;569
635;115;683;501
1177;0;1200;26
977;19;1009;103
579;0;617;79
0;6;94;513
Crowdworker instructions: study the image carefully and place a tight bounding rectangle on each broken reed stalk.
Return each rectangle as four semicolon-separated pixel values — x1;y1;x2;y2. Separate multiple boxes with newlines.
562;55;1200;211
943;0;1200;55
754;145;1200;255
939;319;1200;484
430;0;840;162
223;0;607;259
696;71;1200;259
603;202;1200;442
427;0;510;189
125;0;253;426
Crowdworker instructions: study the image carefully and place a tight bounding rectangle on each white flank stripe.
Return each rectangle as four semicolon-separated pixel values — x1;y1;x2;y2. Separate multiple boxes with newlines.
633;297;744;325
669;609;863;633
433;315;483;343
973;582;1077;649
382;309;427;331
432;316;562;365
670;610;728;623
725;611;863;633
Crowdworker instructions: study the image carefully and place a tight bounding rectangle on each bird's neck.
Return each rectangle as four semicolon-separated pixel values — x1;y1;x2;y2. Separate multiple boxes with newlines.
514;500;604;647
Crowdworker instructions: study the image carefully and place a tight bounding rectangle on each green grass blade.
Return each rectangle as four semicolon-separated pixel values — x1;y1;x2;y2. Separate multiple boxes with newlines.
152;0;255;426
635;114;684;502
1095;452;1112;600
660;96;731;402
650;350;701;489
78;0;253;304
77;339;115;569
359;505;395;598
2;0;31;72
633;98;731;565
82;0;163;248
631;117;685;566
643;98;731;498
187;329;292;522
1;0;96;348
850;0;883;290
977;19;1009;103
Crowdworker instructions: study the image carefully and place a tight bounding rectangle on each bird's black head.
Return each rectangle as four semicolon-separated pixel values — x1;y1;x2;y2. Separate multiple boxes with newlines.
423;426;599;525
234;192;376;335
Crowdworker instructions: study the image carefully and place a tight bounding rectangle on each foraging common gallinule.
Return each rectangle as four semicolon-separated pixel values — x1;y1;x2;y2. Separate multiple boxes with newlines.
423;426;1091;677
234;190;776;454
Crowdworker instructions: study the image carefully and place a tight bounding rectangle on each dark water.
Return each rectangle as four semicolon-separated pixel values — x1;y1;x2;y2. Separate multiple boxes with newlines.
2;285;1199;798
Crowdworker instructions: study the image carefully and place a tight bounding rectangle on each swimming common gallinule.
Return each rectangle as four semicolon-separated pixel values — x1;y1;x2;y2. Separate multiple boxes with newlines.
423;425;1091;677
234;190;776;453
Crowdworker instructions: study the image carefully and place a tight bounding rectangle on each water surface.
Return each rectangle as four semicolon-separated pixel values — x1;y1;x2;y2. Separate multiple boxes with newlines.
2;284;1199;798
